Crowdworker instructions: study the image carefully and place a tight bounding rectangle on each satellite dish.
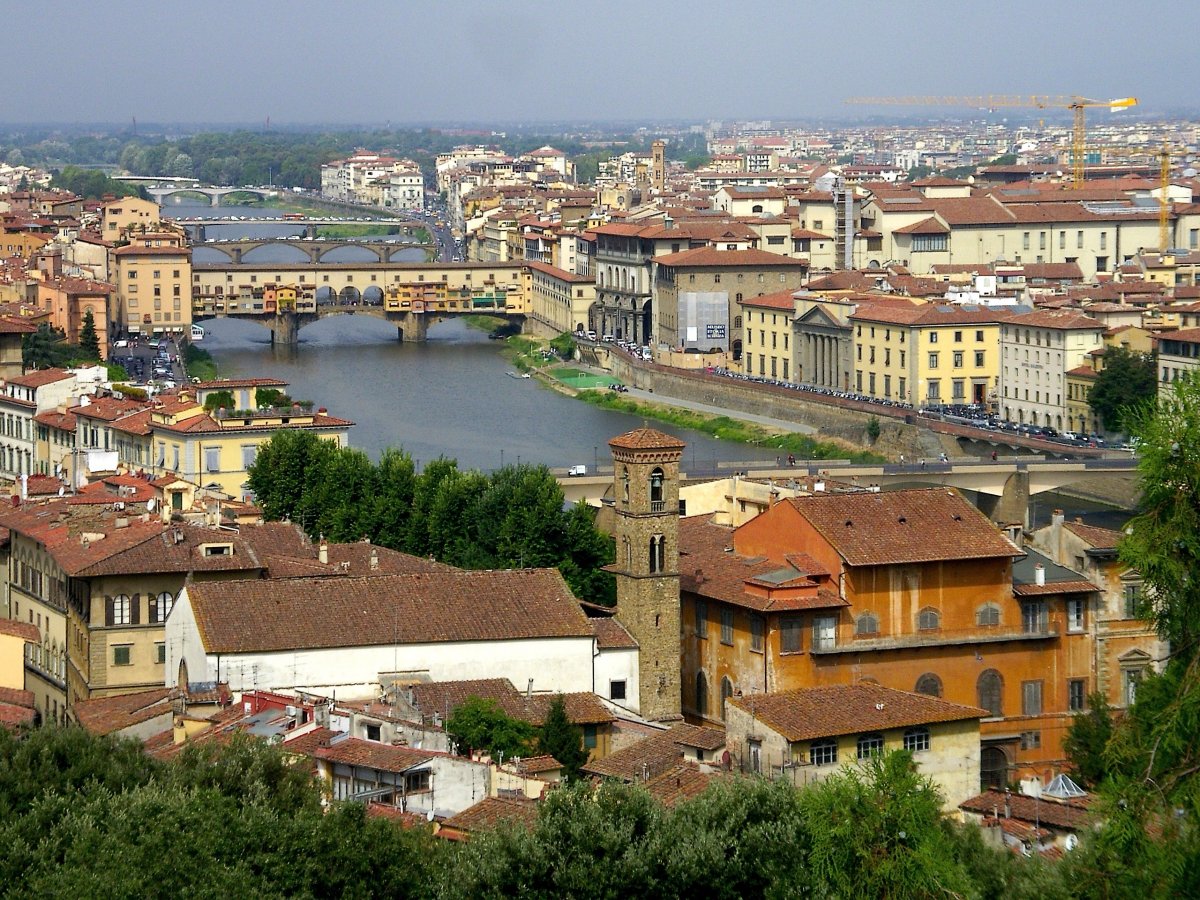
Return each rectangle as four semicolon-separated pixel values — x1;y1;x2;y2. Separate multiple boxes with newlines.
147;497;157;513
1065;834;1079;851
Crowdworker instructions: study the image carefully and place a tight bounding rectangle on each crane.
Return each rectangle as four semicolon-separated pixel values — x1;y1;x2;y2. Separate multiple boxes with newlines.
846;95;1139;187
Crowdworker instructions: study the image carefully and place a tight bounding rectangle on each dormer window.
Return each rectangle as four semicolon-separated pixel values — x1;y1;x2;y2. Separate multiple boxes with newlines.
201;543;233;557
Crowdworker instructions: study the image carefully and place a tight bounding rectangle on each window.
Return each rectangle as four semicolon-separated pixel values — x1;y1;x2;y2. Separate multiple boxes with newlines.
1124;583;1142;618
749;615;764;653
1068;679;1086;712
112;644;132;666
810;738;838;766
855;612;879;636
1067;597;1085;632
649;535;664;573
976;603;1000;626
1124;668;1143;706
610;680;627;701
151;591;174;623
720;677;734;720
929;331;938;344
720;608;734;645
1019;730;1041;750
974;350;985;367
978;669;1003;717
241;445;257;469
155;642;166;664
748;739;762;773
110;594;132;626
917;607;940;630
780;616;802;653
953;351;963;368
928;352;939;369
364;723;381;742
695;671;709;717
1021;680;1043;716
912;234;947;252
915;673;943;697
813;615;837;650
857;733;884;760
695;600;708;638
1021;601;1048;634
204;447;220;473
903;727;930;752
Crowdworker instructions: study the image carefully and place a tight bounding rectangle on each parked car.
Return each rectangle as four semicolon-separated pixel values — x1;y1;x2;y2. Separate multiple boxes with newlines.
567;465;588;477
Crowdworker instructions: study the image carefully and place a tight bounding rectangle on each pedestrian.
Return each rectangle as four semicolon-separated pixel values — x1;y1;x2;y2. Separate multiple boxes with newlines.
991;450;998;461
899;454;905;465
921;459;926;471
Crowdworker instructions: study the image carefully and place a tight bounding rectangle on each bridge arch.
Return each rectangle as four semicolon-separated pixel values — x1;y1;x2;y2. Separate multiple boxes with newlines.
338;285;362;306
240;242;309;264
316;286;336;306
362;286;384;306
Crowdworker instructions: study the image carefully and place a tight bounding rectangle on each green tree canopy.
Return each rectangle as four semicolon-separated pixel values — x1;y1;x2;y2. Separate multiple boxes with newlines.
537;696;588;780
1088;346;1157;432
77;308;100;360
445;697;535;760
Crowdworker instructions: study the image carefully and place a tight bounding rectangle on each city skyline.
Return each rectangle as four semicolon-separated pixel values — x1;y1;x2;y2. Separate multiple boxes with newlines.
8;0;1200;126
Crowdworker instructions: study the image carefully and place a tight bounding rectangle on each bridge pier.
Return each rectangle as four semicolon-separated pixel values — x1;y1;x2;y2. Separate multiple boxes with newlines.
395;313;428;343
977;470;1030;529
305;246;321;263
305;224;317;239
211;193;220;208
270;311;300;345
231;247;243;264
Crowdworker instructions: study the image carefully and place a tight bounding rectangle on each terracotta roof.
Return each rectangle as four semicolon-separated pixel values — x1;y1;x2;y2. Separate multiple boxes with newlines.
652;247;807;268
6;368;73;389
738;289;797;311
0;703;35;726
192;378;289;390
642;763;718;806
894;216;950;235
850;304;1009;326
524;260;593;283
608;427;686;451
590;616;638;649
729;684;985;742
0;317;38;335
0;686;35;707
1005;309;1104;331
787;488;1021;567
1157;327;1200;345
441;796;539;833
186;568;591;654
365;802;433;827
960;789;1091;830
73;688;173;736
408;679;615;726
1012;580;1098;596
1063;521;1123;550
33;409;76;431
0;618;41;642
513;754;561;774
315;736;434;773
583;723;726;781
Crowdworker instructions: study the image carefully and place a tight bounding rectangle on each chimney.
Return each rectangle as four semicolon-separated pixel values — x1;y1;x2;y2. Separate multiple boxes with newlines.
1004;789;1012;819
318;537;328;565
1034;563;1046;586
369;547;378;571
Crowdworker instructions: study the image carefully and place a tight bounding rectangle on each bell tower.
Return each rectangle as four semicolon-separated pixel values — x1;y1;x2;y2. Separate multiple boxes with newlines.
608;427;684;721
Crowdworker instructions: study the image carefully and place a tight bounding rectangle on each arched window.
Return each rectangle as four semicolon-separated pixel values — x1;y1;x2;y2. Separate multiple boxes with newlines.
903;726;931;752
695;671;709;718
734;315;743;329
855;612;879;636
914;673;943;697
978;669;1003;717
981;746;1008;791
648;535;664;573
622;466;629;504
112;594;131;626
917;607;941;630
976;603;1000;627
649;467;665;507
856;733;884;760
153;591;175;623
810;738;838;766
720;677;734;720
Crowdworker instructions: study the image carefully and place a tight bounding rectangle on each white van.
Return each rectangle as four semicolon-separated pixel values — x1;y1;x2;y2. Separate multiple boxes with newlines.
567;465;588;477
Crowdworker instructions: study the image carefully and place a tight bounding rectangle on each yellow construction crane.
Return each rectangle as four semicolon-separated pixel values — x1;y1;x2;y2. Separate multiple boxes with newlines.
846;95;1139;187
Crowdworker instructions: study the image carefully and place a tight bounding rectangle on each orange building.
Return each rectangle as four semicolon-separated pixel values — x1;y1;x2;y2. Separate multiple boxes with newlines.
35;276;115;359
677;487;1153;789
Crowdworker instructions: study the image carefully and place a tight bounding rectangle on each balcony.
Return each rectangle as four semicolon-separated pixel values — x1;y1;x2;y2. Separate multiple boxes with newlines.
809;624;1059;655
651;500;667;513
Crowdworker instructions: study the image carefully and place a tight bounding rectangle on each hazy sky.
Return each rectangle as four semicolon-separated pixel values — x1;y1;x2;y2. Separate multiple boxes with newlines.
9;0;1199;125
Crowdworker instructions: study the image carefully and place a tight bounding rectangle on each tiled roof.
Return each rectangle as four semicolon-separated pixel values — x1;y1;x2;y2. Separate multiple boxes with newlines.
315;736;433;773
1064;521;1123;550
408;679;614;726
652;247;808;268
1157;327;1200;345
787;488;1021;567
643;763;719;807
1005;309;1104;331
960;789;1090;830
729;684;986;742
0;703;35;726
33;409;76;431
894;216;950;235
6;368;72;388
513;754;561;775
608;427;686;451
583;724;726;780
0;618;40;642
0;686;35;707
73;688;173;736
850;304;1009;326
72;524;266;577
737;289;797;311
441;796;539;833
187;568;592;654
192;377;288;390
590;616;638;649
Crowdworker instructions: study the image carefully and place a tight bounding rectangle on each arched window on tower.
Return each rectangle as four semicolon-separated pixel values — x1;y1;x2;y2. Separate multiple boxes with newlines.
648;535;665;573
622;466;630;505
649;467;665;512
978;669;1003;717
721;676;734;720
696;671;709;718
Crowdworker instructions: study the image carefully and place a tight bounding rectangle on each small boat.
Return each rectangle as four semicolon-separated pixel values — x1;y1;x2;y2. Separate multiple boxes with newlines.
522;372;532;379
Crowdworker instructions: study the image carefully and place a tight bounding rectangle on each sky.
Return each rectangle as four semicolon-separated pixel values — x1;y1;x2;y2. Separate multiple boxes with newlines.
8;0;1200;126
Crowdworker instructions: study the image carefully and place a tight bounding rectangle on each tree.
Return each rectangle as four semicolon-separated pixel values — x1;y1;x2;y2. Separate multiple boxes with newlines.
254;386;291;409
866;416;881;443
1062;691;1113;787
538;696;588;780
78;309;100;360
1088;346;1157;432
203;389;235;412
444;697;535;760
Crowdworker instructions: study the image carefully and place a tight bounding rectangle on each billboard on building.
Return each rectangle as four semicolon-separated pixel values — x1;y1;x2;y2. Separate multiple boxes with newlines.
680;291;730;351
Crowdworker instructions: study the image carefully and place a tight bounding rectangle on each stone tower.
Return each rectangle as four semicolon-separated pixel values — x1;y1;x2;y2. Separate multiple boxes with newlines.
609;427;684;721
650;140;666;193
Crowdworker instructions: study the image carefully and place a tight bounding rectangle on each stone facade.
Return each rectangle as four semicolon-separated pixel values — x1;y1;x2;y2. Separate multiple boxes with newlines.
609;428;684;721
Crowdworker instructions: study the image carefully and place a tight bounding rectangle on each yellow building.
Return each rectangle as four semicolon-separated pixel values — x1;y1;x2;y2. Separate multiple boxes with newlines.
526;260;595;335
738;289;797;381
112;232;192;336
100;196;160;240
849;304;1006;406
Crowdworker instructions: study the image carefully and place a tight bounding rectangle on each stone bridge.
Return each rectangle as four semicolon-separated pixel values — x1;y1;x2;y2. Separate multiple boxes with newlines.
194;237;434;264
145;185;279;206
